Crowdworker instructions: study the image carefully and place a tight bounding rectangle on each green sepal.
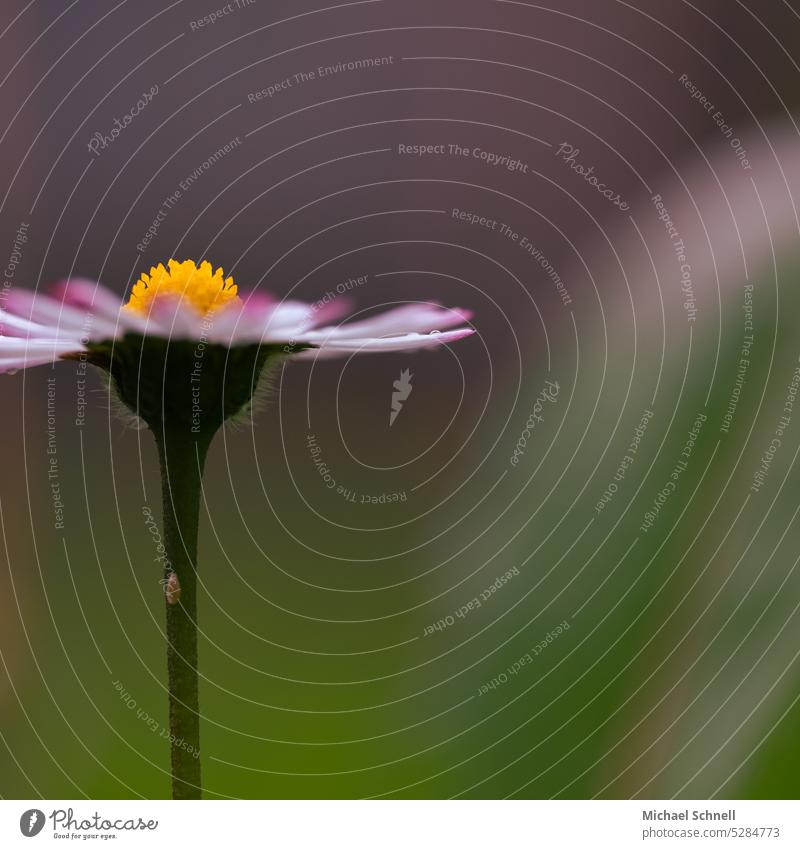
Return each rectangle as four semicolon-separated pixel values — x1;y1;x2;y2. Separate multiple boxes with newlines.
85;334;306;439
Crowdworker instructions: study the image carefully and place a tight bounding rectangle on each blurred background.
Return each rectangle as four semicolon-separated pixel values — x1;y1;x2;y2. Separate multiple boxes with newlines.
1;0;799;799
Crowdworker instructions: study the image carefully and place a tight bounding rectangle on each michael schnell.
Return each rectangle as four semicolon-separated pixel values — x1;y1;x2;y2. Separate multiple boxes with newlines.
643;809;737;821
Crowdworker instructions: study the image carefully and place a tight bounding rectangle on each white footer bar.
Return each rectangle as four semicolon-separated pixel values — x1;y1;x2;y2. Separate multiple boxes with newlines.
2;800;796;848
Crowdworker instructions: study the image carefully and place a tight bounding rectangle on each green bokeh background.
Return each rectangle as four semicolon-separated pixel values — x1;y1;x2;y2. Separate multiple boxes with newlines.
2;248;799;799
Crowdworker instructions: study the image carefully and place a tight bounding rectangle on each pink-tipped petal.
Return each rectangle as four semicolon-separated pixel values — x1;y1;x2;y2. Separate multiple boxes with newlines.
305;304;473;343
303;296;354;330
5;289;118;338
53;276;149;336
51;278;124;321
298;327;475;355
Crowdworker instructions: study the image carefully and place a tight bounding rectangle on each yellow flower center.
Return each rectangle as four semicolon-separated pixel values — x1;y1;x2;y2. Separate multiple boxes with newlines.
125;259;239;316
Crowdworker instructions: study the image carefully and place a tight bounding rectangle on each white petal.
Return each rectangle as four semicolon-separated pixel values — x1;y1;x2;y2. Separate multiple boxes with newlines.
146;295;209;340
0;337;83;351
296;328;475;357
0;309;56;337
305;304;473;343
204;296;274;345
303;296;353;330
5;289;119;338
262;301;315;334
0;338;85;372
212;299;323;345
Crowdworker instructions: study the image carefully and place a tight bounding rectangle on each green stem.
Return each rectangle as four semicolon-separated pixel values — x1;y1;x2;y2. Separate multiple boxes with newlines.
154;427;212;800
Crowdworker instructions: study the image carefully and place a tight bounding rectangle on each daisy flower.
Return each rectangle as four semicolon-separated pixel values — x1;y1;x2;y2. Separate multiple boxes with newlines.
0;258;473;372
1;259;474;799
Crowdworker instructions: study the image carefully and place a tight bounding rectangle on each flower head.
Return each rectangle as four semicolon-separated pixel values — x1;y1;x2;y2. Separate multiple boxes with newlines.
0;258;473;362
0;259;474;434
